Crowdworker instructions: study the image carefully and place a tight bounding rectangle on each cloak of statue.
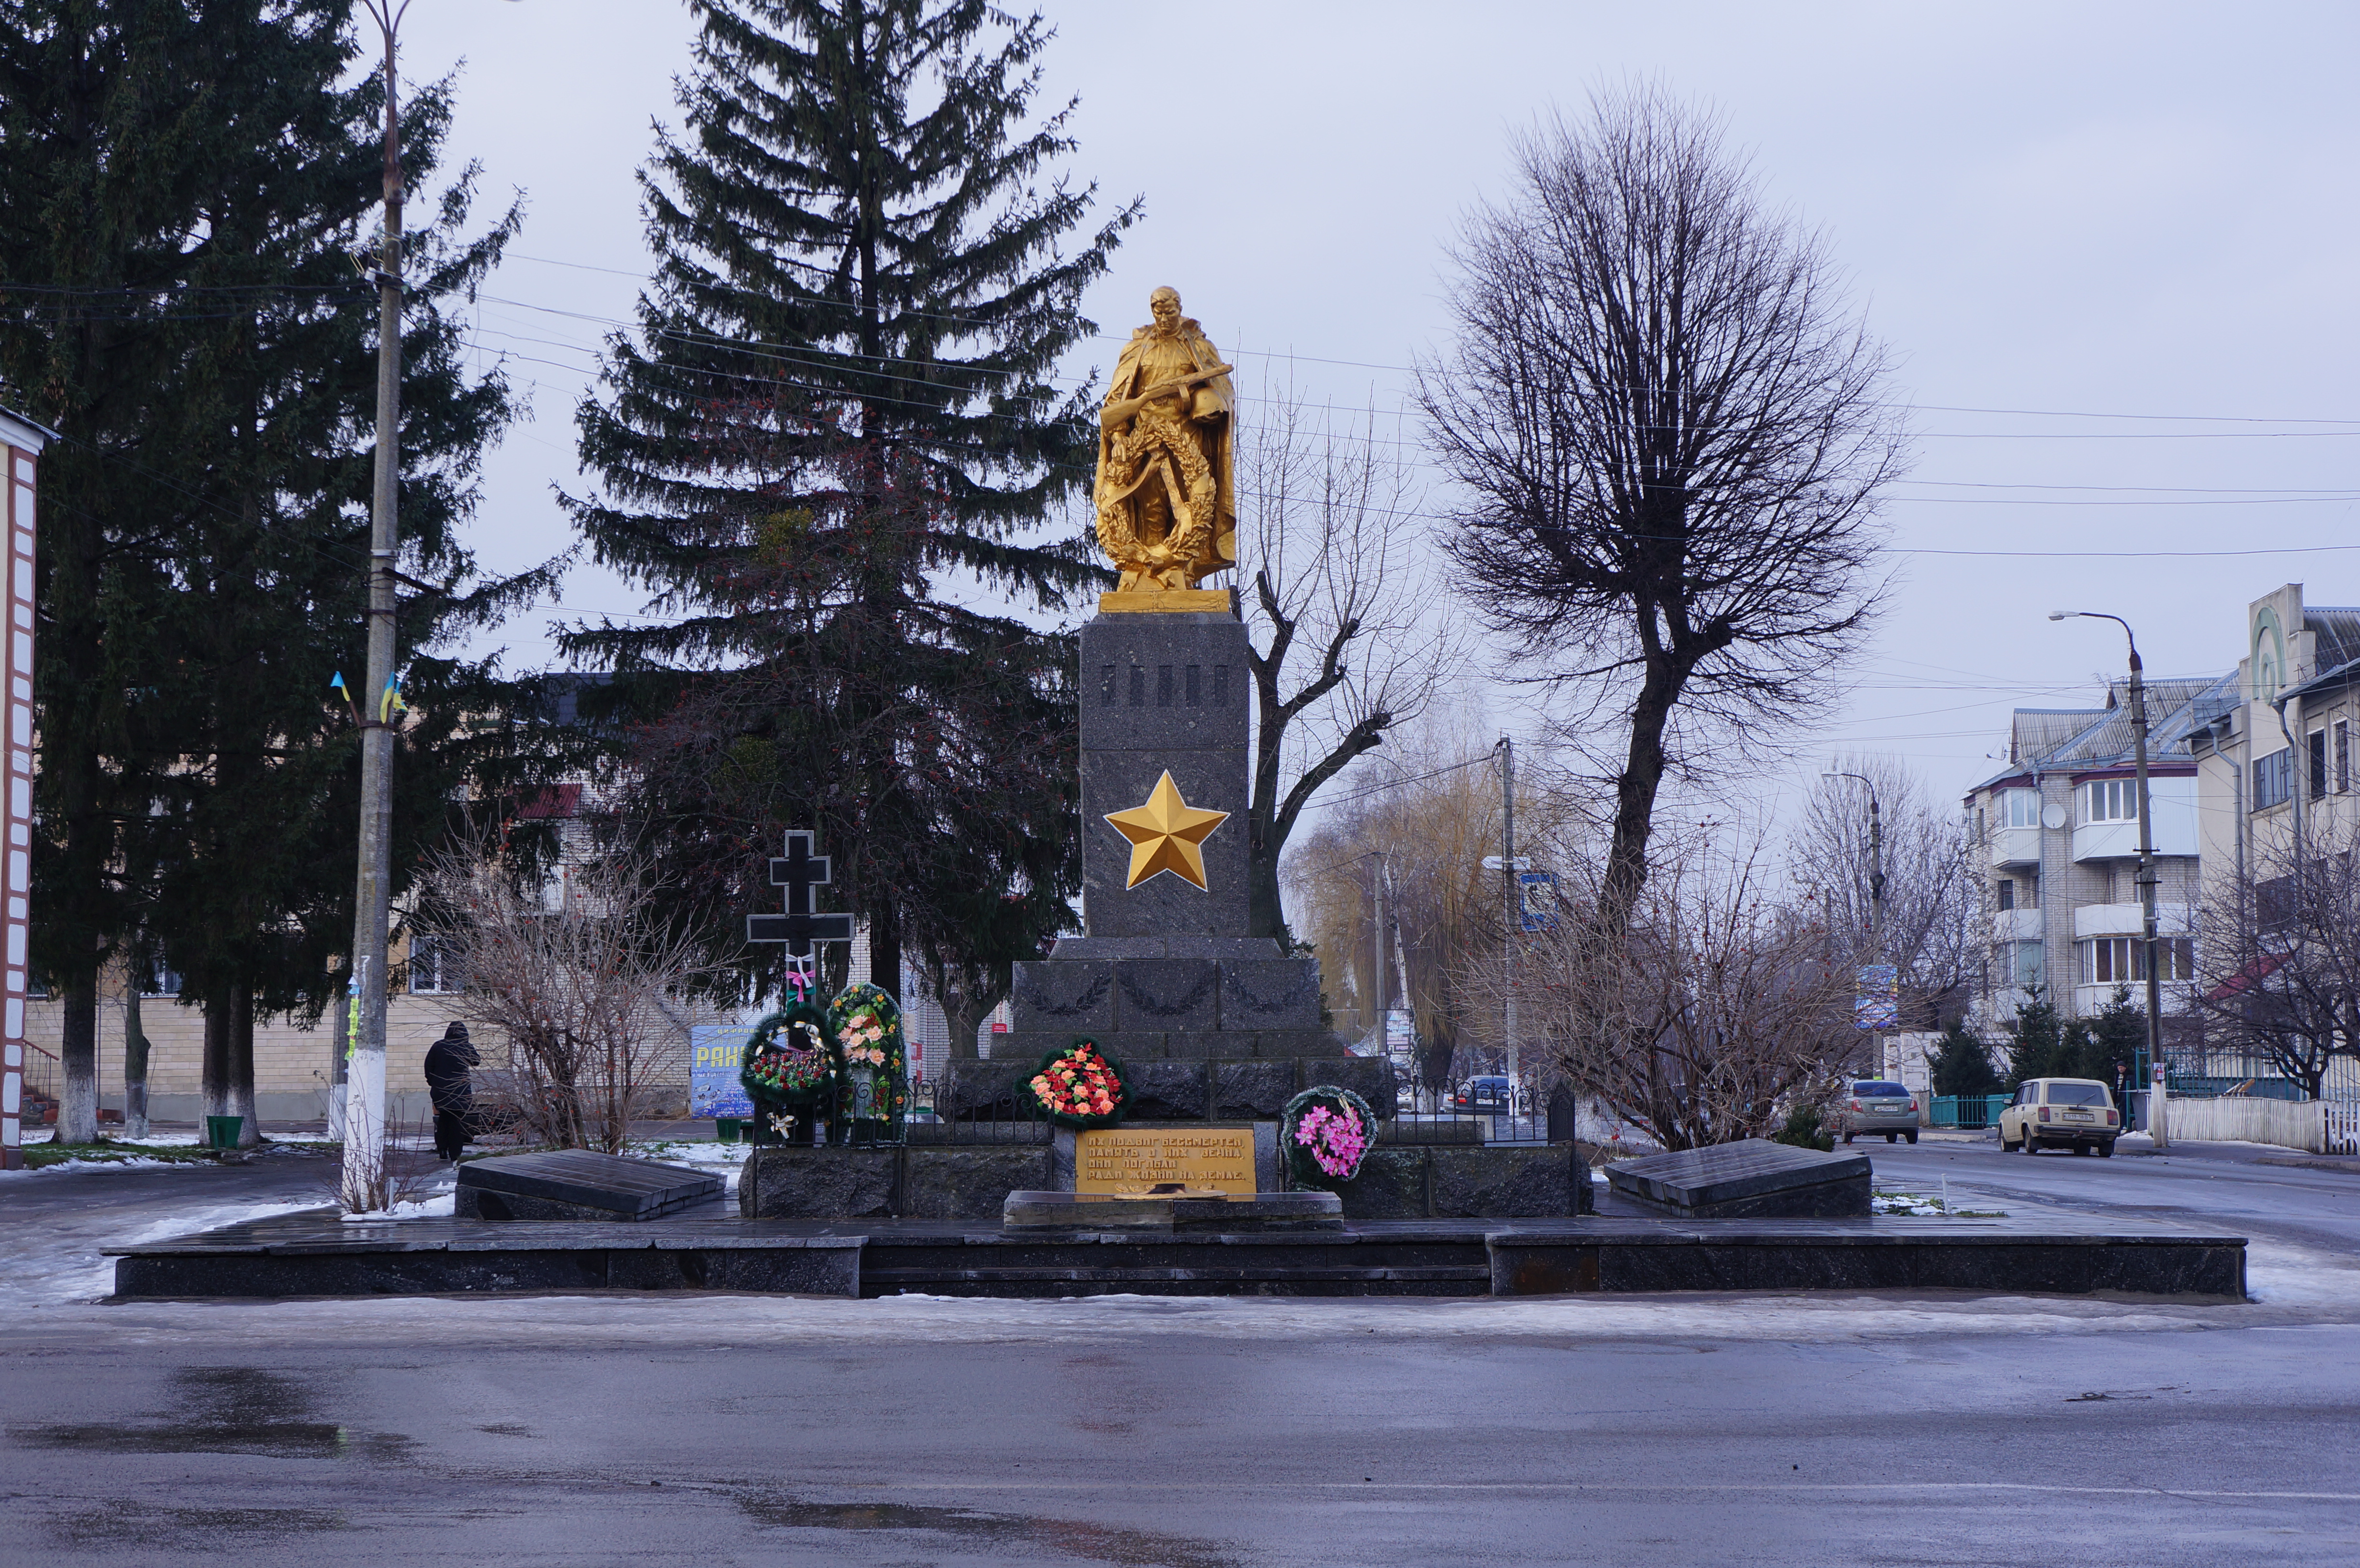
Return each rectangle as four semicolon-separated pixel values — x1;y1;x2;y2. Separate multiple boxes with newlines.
1094;308;1237;593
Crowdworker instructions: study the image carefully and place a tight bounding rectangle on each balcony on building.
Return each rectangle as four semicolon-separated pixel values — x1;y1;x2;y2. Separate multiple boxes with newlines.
1991;907;2043;943
2070;902;2192;940
2070;773;2197;863
1988;825;2041;869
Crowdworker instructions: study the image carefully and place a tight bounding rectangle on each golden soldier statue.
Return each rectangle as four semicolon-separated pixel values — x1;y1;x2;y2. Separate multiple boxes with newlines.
1095;286;1237;602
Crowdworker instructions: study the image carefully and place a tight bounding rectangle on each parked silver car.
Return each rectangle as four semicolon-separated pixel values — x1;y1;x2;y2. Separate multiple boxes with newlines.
1837;1079;1920;1144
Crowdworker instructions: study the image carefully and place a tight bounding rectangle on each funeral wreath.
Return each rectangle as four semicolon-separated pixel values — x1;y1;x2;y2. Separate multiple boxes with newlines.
826;982;909;1133
1282;1084;1375;1189
1026;1038;1128;1129
739;1003;838;1135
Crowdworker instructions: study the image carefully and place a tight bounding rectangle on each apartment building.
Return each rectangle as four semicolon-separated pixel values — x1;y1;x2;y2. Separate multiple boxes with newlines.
1963;673;2230;1034
2188;583;2360;887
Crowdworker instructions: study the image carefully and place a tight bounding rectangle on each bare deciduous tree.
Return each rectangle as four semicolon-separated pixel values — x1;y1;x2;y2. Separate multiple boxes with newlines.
1791;755;1978;1032
2192;821;2360;1098
412;830;729;1153
1286;713;1587;1100
1527;835;1851;1150
1419;87;1904;932
1239;380;1454;941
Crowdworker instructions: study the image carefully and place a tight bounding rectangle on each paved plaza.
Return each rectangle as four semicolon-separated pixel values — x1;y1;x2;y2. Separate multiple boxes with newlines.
4;1140;2360;1564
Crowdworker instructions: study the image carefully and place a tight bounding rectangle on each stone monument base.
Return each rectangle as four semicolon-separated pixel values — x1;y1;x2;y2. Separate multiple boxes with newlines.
1003;1189;1344;1232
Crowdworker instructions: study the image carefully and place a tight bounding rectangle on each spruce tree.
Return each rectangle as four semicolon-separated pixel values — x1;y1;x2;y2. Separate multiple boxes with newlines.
569;0;1131;997
1929;1018;1999;1099
0;2;542;1141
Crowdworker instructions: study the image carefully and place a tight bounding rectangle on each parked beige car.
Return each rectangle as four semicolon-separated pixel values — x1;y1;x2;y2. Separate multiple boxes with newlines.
1999;1077;2121;1156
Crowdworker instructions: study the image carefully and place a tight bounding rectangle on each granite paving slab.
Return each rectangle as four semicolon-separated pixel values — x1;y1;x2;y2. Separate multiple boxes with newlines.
455;1148;725;1221
1609;1138;1872;1218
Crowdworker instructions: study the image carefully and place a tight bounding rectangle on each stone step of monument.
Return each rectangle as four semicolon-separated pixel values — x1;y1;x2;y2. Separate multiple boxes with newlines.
857;1232;1496;1298
455;1149;725;1222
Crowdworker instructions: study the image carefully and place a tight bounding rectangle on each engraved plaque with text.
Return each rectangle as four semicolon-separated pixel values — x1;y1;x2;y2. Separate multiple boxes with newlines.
1075;1126;1256;1194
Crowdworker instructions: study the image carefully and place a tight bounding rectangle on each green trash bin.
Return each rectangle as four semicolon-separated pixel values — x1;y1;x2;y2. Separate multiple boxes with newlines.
205;1115;244;1150
715;1117;742;1144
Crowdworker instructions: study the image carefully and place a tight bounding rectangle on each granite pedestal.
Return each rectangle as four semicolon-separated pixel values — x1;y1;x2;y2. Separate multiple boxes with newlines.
1608;1139;1871;1220
978;606;1392;1117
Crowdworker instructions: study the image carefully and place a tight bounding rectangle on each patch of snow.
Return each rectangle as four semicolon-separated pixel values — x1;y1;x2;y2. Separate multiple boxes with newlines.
0;1155;184;1179
0;1197;334;1311
341;1193;455;1223
2244;1240;2360;1306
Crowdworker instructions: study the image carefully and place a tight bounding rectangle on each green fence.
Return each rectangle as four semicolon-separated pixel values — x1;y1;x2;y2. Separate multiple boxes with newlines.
1928;1093;2011;1131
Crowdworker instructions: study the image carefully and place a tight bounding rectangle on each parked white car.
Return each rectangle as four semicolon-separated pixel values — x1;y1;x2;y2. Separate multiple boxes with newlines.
1999;1077;2120;1156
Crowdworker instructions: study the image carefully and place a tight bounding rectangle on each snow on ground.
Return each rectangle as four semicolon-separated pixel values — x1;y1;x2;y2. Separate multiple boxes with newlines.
628;1138;750;1191
0;1131;329;1178
340;1193;455;1223
2244;1239;2360;1306
21;1281;2285;1351
0;1197;336;1312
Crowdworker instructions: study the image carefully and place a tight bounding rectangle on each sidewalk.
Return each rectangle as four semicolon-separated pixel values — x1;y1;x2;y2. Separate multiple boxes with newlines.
2112;1131;2360;1174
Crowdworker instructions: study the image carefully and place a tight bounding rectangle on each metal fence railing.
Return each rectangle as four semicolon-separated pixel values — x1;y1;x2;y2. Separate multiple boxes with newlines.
1928;1093;2010;1131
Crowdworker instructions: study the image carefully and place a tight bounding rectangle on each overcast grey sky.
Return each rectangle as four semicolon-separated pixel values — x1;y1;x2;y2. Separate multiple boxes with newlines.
398;0;2360;826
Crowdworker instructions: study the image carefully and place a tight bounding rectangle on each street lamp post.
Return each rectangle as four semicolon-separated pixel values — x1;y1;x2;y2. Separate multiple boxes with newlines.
1821;770;1885;1077
2050;611;2165;1147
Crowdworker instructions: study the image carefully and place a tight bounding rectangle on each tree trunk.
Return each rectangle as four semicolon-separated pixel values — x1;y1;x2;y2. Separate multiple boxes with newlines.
201;985;229;1127
1601;652;1684;934
868;897;900;1013
227;982;258;1147
122;980;149;1139
58;969;98;1144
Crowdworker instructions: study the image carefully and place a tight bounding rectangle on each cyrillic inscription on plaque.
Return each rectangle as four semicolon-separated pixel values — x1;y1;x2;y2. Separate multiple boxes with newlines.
1075;1127;1255;1194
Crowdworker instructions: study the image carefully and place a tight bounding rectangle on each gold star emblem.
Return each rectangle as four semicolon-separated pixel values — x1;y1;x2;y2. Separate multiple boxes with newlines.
1104;770;1229;891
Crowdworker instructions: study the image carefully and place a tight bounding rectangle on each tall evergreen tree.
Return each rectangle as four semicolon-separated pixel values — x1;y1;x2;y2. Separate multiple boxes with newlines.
568;0;1131;998
0;1;545;1141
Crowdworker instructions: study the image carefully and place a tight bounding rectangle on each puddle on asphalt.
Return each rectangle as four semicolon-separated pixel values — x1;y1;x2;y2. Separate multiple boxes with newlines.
46;1503;349;1549
12;1366;413;1462
738;1495;1240;1568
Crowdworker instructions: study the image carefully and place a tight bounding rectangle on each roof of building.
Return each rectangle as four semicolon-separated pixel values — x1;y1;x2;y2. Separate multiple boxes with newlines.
2285;605;2360;703
1967;672;2237;799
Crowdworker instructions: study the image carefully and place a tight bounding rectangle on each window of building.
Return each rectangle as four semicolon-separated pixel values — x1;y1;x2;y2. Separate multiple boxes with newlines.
2310;729;2329;800
143;961;182;998
1996;879;2015;911
2078;936;2194;985
2010;940;2044;988
2001;788;2040;829
2336;719;2351;794
2081;777;2139;824
407;936;461;995
2258;874;2296;932
2253;747;2293;811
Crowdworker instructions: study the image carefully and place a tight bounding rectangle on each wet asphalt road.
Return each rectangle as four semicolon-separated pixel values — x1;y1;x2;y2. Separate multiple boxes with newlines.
4;1147;2359;1566
1869;1135;2360;1259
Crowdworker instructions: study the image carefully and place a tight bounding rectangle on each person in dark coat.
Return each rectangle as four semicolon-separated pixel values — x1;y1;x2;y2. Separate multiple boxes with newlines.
424;1021;480;1160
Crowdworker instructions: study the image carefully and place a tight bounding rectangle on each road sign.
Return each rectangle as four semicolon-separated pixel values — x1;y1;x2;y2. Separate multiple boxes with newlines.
1518;870;1558;931
1482;855;1532;870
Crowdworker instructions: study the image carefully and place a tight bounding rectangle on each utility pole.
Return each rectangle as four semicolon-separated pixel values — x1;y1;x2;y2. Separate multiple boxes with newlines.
2052;612;2165;1147
341;0;411;1212
1499;737;1518;1118
1823;770;1885;1077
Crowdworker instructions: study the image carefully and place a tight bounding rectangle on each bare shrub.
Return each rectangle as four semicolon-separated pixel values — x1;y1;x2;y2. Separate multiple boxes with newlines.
411;830;728;1154
1526;835;1851;1150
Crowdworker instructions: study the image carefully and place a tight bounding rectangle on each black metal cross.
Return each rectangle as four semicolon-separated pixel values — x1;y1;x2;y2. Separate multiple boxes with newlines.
746;830;855;958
